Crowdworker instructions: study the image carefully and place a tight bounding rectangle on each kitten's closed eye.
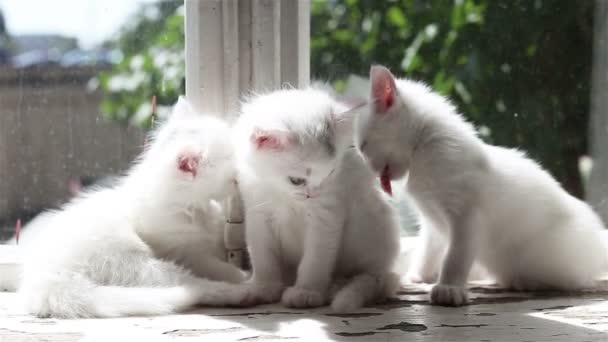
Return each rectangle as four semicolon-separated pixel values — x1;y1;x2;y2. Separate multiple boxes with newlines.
288;176;306;186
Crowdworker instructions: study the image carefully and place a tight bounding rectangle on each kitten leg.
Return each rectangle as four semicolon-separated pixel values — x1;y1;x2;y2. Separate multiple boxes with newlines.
430;214;476;306
187;258;248;284
239;211;285;305
282;211;341;308
405;223;444;284
136;258;253;308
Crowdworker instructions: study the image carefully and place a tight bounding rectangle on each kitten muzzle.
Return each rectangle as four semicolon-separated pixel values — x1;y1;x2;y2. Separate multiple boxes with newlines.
306;186;321;199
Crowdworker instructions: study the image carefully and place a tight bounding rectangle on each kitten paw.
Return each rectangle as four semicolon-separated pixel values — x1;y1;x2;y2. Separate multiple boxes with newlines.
330;290;363;313
430;284;468;306
194;283;258;307
281;287;326;308
222;269;251;284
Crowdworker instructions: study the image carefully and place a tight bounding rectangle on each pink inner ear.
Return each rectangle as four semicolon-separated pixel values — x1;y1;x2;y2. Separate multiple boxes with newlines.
251;129;291;150
177;151;200;177
370;65;396;114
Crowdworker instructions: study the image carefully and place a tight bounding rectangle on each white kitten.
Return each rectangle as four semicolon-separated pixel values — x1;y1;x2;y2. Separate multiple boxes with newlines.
233;88;401;312
18;97;247;318
357;65;608;306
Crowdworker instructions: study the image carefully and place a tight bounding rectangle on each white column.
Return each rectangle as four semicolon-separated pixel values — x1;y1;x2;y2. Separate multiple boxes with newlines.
184;0;310;121
280;0;310;89
588;0;608;221
184;0;310;267
185;0;223;115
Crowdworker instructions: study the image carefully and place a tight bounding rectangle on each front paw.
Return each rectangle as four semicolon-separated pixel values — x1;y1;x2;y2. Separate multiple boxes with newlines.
281;286;326;308
430;284;468;306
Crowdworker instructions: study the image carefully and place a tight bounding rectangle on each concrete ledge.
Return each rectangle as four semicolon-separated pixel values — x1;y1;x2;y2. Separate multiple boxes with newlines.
2;239;608;340
0;66;105;87
1;284;608;341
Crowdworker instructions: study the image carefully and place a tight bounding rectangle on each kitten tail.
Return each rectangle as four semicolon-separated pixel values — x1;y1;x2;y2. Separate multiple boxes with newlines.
22;277;247;318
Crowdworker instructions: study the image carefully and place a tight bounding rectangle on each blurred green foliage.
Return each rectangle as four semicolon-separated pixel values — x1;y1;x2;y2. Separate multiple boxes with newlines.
97;0;184;128
99;0;593;196
311;0;593;197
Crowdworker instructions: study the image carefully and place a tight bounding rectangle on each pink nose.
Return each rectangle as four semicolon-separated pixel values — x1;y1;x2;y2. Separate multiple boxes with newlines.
306;187;321;198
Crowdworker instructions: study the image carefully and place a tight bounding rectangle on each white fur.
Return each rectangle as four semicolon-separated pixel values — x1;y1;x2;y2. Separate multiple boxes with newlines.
357;65;608;306
233;88;401;312
18;97;248;318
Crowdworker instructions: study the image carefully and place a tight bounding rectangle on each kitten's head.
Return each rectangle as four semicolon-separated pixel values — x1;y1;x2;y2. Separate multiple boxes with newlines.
239;88;356;200
146;97;234;200
356;65;417;180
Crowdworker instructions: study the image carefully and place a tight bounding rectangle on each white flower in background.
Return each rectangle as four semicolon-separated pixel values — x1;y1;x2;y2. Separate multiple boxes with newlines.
164;65;181;83
131;102;153;126
131;103;172;126
107;75;129;92
478;125;491;138
156;105;172;120
86;77;100;92
108;71;147;92
425;23;438;40
143;5;160;20
579;155;593;186
153;50;171;69
130;55;145;71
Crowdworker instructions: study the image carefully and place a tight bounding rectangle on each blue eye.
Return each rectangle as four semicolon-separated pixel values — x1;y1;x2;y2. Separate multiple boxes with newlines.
288;176;306;186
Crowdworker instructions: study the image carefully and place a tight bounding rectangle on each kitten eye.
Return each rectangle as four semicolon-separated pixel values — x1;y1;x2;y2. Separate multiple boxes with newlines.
288;176;306;186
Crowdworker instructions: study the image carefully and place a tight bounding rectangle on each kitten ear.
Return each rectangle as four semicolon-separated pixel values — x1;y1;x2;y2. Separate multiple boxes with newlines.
370;65;397;113
176;148;201;178
170;96;197;121
250;128;295;151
